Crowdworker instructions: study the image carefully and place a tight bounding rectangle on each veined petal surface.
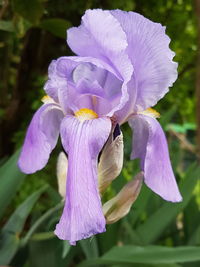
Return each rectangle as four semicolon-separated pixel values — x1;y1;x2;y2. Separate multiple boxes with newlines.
129;115;182;202
18;104;64;174
51;56;123;115
55;116;111;245
111;10;178;112
67;9;133;117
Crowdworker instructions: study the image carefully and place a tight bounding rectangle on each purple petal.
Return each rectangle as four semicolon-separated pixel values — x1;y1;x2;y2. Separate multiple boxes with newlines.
55;57;123;116
18;104;64;174
44;59;77;104
129;115;182;202
67;9;127;61
44;60;59;102
76;79;106;98
67;9;133;117
55;116;111;244
111;10;178;112
74;94;112;116
73;63;123;104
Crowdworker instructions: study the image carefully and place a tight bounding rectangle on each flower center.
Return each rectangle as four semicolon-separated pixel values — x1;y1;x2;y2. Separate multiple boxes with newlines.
74;108;98;122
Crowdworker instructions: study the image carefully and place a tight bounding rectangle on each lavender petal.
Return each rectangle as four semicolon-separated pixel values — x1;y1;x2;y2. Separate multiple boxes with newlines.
55;115;111;244
18;104;64;174
129;115;182;202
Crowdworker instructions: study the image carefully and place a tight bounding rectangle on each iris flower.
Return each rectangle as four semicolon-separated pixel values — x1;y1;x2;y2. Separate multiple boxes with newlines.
18;9;182;245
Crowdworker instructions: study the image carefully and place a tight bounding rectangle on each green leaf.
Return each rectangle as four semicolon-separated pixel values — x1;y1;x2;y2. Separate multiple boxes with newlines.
0;232;20;265
12;0;44;24
102;245;200;264
31;231;55;241
188;224;200;245
166;122;196;134
184;122;196;131
0;150;26;220
79;246;200;266
62;241;71;258
0;20;14;32
0;186;47;265
130;183;152;226
136;163;200;244
21;202;63;246
167;123;186;133
3;185;48;234
39;18;71;38
28;237;68;267
98;222;120;254
80;236;99;259
122;217;143;245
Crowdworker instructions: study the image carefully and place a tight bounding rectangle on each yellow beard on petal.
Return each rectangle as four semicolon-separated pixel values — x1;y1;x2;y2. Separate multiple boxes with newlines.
41;95;54;104
75;108;98;122
138;108;160;119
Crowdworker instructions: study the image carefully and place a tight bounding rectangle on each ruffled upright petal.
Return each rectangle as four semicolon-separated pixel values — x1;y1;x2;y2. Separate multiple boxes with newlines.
111;10;178;112
44;60;60;102
67;9;133;117
18;104;64;174
129;115;182;202
67;9;127;62
44;59;77;104
55;116;111;245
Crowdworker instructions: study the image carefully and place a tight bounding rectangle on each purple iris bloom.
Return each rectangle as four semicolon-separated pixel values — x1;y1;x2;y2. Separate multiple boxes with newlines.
18;9;182;245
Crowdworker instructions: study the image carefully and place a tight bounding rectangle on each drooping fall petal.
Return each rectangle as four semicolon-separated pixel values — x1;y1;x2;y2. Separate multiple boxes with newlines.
55;115;111;245
129;115;182;202
18;104;64;174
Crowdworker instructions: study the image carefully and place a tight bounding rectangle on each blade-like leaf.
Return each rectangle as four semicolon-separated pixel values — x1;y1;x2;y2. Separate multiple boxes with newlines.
78;245;200;266
29;237;68;267
3;185;48;234
0;186;47;265
62;241;71;258
21;202;63;246
188;224;200;245
0;150;26;220
136;163;200;244
0;232;20;265
80;236;99;259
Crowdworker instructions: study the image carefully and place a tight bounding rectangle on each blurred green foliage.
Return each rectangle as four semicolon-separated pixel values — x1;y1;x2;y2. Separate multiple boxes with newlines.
0;0;199;266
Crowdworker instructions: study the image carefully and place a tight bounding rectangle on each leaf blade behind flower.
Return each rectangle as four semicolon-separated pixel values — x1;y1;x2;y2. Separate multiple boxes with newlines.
78;245;200;266
136;163;200;244
0;185;48;265
0;150;26;220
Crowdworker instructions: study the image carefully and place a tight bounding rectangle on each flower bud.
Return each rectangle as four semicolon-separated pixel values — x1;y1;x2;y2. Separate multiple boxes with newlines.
98;125;124;194
57;152;68;199
103;172;143;224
